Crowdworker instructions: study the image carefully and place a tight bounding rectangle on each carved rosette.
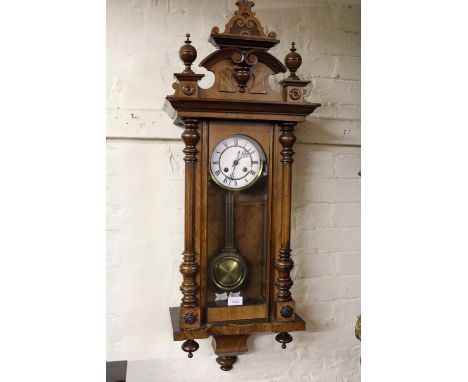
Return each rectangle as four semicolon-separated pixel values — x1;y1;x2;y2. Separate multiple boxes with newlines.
182;83;195;96
289;88;302;100
183;311;197;325
275;122;297;321
180;118;201;329
280;305;294;319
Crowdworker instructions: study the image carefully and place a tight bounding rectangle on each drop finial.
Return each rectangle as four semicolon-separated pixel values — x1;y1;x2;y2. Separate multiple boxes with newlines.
275;332;293;349
181;340;199;358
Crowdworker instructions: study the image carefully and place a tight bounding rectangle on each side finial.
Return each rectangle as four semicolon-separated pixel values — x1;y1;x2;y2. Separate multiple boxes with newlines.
179;33;198;73
284;42;302;80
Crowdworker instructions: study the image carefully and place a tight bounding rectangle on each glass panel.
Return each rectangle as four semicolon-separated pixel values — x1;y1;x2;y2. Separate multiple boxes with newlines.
206;163;268;310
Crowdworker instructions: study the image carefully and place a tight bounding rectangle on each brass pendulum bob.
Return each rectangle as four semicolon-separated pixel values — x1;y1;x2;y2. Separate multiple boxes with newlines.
209;191;248;292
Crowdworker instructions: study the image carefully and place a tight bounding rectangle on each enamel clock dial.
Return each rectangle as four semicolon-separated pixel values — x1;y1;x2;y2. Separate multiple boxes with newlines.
209;135;265;190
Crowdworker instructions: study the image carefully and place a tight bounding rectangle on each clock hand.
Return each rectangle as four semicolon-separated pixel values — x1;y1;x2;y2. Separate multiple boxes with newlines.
229;150;241;179
232;151;241;167
229;167;236;180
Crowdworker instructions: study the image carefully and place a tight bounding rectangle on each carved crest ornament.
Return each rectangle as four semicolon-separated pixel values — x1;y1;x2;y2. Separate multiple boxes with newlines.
168;0;314;106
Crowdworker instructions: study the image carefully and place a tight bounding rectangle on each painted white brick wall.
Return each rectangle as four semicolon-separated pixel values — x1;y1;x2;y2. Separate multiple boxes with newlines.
107;0;360;381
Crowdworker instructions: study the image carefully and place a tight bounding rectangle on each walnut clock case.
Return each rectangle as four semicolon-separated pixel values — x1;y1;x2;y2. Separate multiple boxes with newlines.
165;0;320;371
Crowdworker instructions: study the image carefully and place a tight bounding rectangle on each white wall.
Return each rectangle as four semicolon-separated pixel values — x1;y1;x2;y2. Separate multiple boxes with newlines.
107;0;361;381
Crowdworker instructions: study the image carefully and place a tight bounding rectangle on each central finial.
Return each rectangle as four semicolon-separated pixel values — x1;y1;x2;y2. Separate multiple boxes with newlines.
239;0;252;7
236;0;254;13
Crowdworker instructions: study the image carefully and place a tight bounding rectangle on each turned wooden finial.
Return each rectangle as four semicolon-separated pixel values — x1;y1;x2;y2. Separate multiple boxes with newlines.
233;64;250;93
182;340;199;358
284;42;302;80
275;332;293;349
179;33;198;73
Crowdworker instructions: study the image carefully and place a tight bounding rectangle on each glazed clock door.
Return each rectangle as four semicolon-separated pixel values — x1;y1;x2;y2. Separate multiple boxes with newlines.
205;121;273;323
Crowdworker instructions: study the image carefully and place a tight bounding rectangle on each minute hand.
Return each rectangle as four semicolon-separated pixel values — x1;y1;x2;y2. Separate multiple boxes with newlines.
229;151;242;179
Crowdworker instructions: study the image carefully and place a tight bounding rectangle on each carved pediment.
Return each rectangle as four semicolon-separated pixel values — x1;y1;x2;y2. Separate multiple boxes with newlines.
198;47;286;100
166;1;320;121
199;48;286;74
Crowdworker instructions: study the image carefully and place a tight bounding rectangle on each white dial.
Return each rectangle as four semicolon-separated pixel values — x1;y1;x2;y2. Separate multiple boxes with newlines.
210;135;265;190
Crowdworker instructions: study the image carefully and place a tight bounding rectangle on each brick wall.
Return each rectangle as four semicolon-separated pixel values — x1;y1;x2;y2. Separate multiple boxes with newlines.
107;0;360;380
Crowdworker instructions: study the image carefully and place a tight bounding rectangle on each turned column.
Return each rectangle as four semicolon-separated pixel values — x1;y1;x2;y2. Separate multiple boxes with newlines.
179;118;201;331
275;122;297;323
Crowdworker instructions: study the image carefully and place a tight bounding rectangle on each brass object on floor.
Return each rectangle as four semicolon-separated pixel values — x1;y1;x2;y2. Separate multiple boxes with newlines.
355;314;361;341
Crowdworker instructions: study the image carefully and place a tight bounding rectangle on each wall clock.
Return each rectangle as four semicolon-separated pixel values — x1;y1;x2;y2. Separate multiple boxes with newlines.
165;0;320;371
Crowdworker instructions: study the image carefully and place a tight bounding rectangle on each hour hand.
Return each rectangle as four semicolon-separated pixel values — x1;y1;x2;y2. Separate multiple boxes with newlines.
232;151;240;167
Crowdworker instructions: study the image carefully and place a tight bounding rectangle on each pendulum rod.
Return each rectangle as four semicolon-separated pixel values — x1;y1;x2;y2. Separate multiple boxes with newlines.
224;191;235;250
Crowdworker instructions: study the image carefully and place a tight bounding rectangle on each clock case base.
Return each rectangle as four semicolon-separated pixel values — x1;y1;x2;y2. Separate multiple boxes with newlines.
170;307;305;370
